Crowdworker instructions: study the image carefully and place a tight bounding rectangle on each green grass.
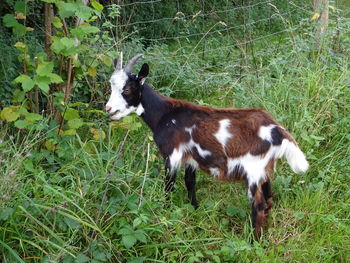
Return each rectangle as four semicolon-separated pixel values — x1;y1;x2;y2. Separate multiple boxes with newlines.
1;20;350;263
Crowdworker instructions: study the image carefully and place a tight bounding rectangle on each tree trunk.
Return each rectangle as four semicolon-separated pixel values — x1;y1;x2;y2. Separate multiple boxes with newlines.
313;0;329;50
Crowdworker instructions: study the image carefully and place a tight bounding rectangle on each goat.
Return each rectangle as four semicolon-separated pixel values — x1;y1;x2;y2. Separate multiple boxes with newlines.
105;53;309;238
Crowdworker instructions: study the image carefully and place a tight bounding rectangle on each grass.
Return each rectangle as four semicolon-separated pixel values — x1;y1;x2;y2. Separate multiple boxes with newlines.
1;14;350;263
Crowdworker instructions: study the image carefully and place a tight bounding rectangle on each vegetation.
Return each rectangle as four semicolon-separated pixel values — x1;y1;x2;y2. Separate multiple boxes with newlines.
0;0;349;262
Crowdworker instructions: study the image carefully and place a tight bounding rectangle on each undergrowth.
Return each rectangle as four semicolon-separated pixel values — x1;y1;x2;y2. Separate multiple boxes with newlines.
1;1;350;263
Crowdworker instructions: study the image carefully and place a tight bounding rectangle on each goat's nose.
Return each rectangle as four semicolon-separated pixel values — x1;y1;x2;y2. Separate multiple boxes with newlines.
105;105;112;112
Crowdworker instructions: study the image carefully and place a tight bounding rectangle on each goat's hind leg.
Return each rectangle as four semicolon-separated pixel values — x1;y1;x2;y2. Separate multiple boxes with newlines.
250;181;268;239
262;179;273;216
184;166;198;209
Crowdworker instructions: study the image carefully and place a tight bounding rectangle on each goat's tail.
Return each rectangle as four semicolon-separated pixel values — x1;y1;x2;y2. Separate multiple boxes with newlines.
275;129;309;174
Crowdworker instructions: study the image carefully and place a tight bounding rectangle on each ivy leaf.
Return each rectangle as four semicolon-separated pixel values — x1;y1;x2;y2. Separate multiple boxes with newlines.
62;129;77;136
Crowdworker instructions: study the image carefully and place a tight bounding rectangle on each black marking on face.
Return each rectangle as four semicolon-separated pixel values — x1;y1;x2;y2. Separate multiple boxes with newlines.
271;126;283;145
122;75;143;107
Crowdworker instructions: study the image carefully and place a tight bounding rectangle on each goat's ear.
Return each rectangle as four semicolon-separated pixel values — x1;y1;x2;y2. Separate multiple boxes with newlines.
137;63;149;85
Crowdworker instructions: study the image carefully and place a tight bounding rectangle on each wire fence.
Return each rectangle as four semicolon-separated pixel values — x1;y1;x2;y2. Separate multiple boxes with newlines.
0;0;310;102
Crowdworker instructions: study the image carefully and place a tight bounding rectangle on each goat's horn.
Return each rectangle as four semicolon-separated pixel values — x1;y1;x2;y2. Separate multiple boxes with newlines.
124;54;143;73
114;51;123;71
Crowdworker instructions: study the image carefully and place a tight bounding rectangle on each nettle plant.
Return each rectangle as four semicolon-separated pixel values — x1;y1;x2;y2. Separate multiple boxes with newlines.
1;0;114;137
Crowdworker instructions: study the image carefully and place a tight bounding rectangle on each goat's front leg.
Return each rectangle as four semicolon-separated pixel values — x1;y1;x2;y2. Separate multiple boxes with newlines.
184;166;198;209
164;159;177;203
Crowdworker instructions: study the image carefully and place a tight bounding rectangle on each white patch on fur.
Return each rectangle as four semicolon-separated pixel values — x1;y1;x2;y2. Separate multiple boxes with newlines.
186;157;199;170
185;125;196;135
258;124;276;142
171;119;176;125
214;119;232;149
276;139;309;173
209;167;220;177
136;104;144;115
226;138;308;199
191;140;211;158
169;126;212;172
111;106;136;120
106;70;129;114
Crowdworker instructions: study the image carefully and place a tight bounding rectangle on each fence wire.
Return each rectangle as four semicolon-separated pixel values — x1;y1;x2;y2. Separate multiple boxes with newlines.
0;0;309;101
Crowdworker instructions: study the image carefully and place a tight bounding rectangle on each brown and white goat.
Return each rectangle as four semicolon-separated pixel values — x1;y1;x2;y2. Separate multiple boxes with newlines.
105;53;309;238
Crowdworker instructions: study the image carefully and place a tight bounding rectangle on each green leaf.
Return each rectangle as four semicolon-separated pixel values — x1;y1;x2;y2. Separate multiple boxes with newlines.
71;24;100;40
14;119;30;129
25;112;43;122
134;230;147;243
91;1;104;11
34;75;51;93
62;129;77;136
14;1;26;14
22;77;35;91
23;159;36;172
67;118;84;129
51;37;77;56
63;108;80;120
13;23;27;36
3;14;18;27
48;73;63;83
76;253;90;263
122;235;137;249
36;62;54;76
57;2;76;19
12;89;25;103
52;16;63;28
0;107;20;122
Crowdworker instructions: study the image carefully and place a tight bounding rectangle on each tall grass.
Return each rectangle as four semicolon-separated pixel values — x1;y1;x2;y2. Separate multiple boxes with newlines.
1;10;350;263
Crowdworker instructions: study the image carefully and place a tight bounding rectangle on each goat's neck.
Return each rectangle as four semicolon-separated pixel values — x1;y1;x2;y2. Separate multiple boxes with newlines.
140;85;170;132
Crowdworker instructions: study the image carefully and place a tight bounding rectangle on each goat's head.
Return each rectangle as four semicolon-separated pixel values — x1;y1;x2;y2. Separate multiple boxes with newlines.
105;52;149;120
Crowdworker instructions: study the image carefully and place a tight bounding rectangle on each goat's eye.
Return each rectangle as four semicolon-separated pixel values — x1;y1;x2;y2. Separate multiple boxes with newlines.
123;87;131;95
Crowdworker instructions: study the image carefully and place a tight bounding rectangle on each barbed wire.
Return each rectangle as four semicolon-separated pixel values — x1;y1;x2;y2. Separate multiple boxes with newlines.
118;0;275;28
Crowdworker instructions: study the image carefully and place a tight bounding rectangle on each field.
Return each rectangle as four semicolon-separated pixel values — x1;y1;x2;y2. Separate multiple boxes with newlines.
1;1;350;262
